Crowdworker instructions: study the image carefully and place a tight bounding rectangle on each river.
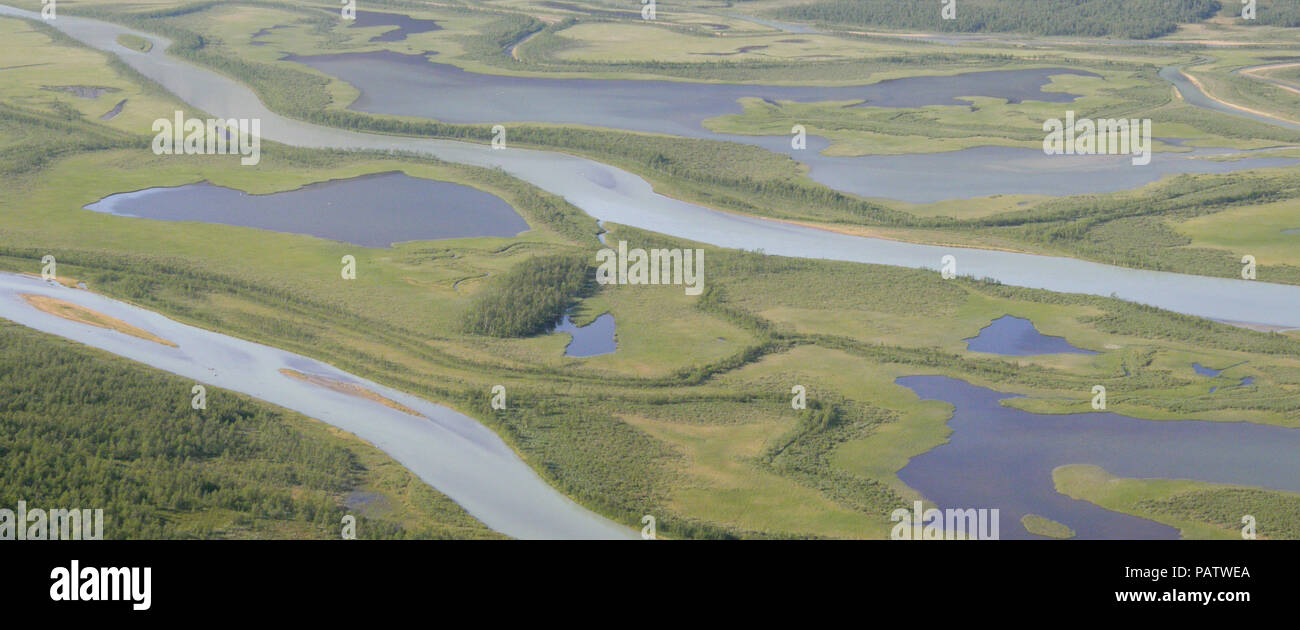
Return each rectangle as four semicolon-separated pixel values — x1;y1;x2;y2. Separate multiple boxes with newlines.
3;5;1296;328
0;272;635;539
3;4;1300;539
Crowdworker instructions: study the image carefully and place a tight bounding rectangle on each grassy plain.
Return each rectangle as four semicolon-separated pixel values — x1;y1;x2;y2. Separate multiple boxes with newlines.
1054;465;1300;540
26;1;1300;286
2;2;1299;539
1021;514;1077;539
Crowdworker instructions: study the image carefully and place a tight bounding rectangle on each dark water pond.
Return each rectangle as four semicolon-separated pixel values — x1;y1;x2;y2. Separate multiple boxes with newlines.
1192;363;1255;392
249;24;288;46
1192;362;1223;377
552;313;616;357
99;98;126;120
895;375;1300;539
43;85;117;98
964;315;1097;356
83;171;528;248
350;10;441;42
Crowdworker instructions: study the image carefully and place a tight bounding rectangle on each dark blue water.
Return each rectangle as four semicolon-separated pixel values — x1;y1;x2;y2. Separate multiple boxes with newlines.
83;171;528;248
1192;362;1222;377
1193;363;1255;392
249;24;288;46
964;315;1097;356
350;10;441;42
895;375;1300;539
552;313;616;357
99;98;126;120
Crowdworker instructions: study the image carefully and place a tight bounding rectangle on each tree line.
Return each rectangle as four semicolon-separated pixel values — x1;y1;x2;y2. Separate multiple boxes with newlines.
777;0;1222;39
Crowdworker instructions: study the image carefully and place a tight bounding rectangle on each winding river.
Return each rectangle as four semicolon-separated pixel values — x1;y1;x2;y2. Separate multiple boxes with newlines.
4;5;1296;328
0;273;634;540
4;4;1300;538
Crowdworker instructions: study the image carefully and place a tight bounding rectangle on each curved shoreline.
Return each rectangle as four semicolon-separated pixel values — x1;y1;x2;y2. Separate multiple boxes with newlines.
5;4;1300;539
4;5;1296;327
1174;64;1300;128
0;273;636;540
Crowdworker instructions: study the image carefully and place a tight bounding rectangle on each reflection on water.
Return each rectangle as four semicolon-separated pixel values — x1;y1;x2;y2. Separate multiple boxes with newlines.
83;172;529;248
895;375;1300;539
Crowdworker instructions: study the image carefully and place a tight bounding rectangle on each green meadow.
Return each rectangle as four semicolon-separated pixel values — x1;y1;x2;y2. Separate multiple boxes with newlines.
1;1;1299;538
1055;465;1300;540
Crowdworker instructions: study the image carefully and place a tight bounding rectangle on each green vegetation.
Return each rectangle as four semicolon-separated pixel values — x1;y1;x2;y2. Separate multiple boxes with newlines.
0;322;500;539
1021;514;1076;538
116;33;153;53
1055;465;1300;539
1243;0;1300;27
775;0;1221;39
40;2;1300;286
460;254;589;337
3;2;1300;540
1138;488;1300;540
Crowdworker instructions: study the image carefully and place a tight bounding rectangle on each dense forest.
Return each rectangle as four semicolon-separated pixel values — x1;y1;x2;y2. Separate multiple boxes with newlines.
775;0;1222;39
459;254;590;337
0;323;497;539
1250;0;1300;26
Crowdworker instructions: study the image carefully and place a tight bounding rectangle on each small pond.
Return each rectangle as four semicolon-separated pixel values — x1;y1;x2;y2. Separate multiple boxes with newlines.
552;312;616;357
964;315;1097;356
